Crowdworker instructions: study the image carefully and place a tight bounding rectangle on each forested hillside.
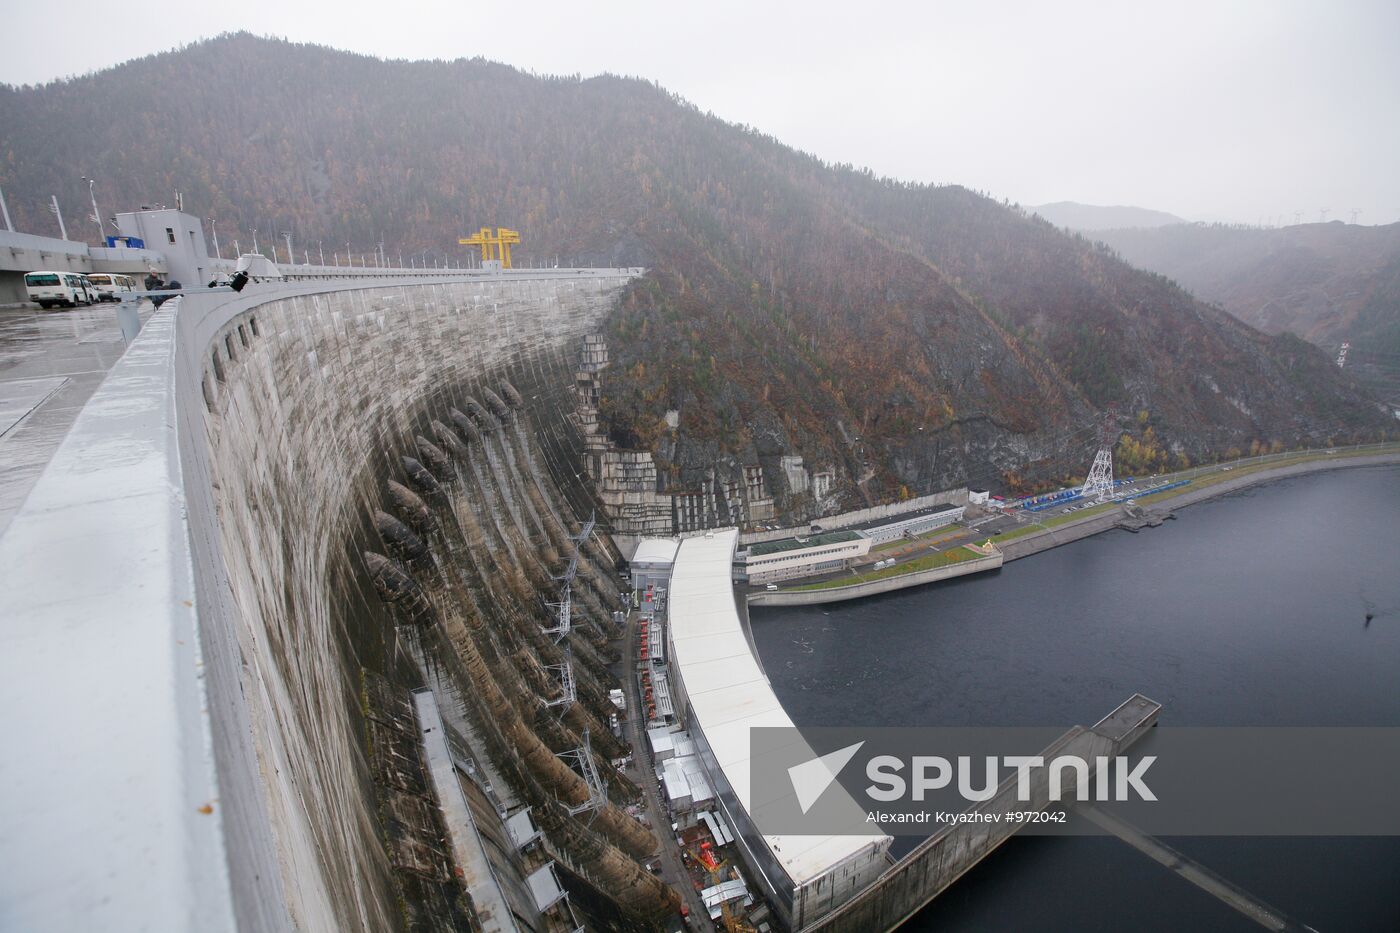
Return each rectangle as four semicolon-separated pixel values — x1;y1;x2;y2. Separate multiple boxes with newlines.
1;34;1390;506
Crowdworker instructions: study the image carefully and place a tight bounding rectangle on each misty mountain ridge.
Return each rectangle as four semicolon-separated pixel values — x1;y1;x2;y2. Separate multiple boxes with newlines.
1092;221;1400;344
0;33;1390;518
1092;220;1400;408
1031;201;1187;231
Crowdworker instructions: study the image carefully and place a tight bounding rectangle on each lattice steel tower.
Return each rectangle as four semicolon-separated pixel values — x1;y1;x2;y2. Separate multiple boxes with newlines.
1080;409;1118;502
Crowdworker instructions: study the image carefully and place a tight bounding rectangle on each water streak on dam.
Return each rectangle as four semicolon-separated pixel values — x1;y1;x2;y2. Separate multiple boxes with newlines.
0;271;677;932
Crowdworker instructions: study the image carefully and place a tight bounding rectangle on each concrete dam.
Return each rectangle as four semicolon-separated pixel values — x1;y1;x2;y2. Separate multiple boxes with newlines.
0;271;679;931
0;268;1168;933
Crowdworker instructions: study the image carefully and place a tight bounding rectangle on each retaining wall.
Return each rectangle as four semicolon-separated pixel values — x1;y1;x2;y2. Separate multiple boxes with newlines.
748;552;1003;607
998;451;1400;563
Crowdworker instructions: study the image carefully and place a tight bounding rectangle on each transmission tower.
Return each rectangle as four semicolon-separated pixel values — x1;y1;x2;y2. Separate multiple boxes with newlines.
1336;341;1350;368
1349;209;1362;225
1079;409;1118;502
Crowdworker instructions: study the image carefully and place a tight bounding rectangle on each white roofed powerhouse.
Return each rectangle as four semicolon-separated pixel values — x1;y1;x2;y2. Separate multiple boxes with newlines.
666;530;888;917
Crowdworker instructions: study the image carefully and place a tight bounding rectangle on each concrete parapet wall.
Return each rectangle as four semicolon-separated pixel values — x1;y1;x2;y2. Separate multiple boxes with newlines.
998;508;1128;561
748;552;1003;607
0;306;245;931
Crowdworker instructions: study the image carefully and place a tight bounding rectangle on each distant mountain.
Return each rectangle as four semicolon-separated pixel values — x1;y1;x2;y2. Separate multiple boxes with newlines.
1031;201;1187;231
1094;222;1400;405
0;34;1389;511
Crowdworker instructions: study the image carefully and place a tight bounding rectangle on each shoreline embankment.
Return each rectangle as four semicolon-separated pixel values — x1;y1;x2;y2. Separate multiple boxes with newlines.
999;450;1400;562
750;449;1400;607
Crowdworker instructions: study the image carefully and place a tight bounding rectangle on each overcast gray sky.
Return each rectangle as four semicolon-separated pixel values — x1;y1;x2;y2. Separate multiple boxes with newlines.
5;0;1398;225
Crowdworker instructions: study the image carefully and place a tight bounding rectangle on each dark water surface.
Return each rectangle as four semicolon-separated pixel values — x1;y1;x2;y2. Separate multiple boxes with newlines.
751;466;1400;931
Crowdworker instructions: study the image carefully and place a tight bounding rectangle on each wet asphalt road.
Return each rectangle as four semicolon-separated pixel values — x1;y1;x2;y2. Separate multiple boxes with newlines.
0;301;152;533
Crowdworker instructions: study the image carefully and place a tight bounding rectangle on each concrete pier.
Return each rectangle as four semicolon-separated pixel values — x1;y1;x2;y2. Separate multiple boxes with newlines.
1078;806;1317;932
804;694;1162;933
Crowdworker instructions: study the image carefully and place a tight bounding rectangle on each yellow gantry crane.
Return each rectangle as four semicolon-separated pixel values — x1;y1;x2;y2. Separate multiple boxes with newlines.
457;226;522;268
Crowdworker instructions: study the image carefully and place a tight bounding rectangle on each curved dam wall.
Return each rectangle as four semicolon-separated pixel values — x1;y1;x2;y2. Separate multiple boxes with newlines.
0;272;638;932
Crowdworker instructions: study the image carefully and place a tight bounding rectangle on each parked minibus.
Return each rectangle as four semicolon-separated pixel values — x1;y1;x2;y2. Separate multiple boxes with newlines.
86;273;136;301
24;271;95;308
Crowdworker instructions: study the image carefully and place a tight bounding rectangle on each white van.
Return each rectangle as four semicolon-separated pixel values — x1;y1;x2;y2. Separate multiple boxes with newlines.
86;273;136;301
24;271;94;309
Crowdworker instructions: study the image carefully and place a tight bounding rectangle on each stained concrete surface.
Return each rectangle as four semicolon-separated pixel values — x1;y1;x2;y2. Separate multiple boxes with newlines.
0;274;645;932
0;302;151;532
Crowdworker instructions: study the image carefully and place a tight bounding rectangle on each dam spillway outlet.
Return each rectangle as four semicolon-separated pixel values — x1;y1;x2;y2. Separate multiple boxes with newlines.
350;318;677;919
0;271;688;933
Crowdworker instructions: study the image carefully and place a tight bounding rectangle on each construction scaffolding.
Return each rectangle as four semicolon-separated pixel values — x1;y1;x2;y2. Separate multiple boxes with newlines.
543;656;577;710
542;587;572;641
558;731;607;816
553;512;596;585
542;512;596;641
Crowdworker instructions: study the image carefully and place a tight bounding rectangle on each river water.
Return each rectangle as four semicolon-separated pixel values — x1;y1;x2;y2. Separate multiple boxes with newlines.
750;465;1400;931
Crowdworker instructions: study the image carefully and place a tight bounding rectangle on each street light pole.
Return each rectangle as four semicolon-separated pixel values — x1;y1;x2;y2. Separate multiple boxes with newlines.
252;228;259;254
82;177;103;244
318;241;325;266
281;232;293;266
209;218;221;259
0;185;14;232
49;195;68;241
